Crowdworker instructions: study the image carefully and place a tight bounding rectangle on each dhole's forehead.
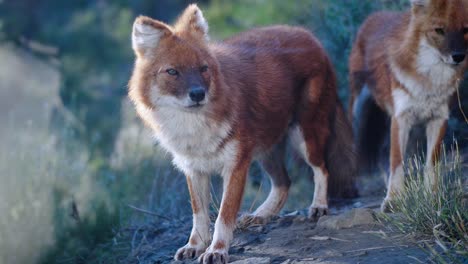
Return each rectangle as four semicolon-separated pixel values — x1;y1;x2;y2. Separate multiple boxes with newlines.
154;36;210;67
426;0;468;26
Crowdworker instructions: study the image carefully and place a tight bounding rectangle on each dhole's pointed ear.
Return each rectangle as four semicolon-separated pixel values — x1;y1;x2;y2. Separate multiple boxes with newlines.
410;0;429;6
132;16;172;58
174;4;209;41
410;0;429;13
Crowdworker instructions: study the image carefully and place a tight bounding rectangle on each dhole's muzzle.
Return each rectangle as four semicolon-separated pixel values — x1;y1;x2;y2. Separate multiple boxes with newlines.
447;31;467;64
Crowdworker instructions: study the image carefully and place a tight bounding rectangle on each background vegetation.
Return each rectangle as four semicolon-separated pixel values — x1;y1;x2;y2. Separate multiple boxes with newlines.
0;0;466;263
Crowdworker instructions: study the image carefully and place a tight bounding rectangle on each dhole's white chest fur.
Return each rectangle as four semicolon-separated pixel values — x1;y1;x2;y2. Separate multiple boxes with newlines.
152;107;238;176
391;39;458;123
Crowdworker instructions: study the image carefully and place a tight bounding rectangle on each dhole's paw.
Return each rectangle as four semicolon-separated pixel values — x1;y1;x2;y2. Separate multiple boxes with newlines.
198;249;228;264
308;206;329;220
380;198;397;213
174;244;206;261
237;214;270;228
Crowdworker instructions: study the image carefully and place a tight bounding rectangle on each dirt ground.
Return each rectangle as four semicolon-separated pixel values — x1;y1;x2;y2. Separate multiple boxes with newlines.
123;196;434;264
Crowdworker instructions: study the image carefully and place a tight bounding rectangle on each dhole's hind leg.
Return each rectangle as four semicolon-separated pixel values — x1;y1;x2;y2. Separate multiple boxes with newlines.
238;143;290;226
290;73;333;219
289;124;330;219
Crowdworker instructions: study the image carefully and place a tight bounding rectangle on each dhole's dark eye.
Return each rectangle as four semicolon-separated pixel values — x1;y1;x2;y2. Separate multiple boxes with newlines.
463;28;468;35
435;28;445;35
200;65;209;73
166;69;178;76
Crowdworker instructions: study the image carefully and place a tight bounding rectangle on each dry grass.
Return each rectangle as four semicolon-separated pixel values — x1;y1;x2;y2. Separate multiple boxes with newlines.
382;145;467;263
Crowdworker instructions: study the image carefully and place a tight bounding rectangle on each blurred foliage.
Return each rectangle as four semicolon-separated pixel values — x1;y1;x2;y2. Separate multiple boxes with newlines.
0;0;205;160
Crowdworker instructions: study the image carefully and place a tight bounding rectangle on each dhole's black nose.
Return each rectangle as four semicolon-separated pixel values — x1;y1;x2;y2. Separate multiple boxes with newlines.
189;87;205;103
452;53;466;64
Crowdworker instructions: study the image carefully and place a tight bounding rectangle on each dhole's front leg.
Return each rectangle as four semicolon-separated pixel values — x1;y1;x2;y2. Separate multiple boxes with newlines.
424;118;447;190
175;173;211;260
382;117;411;212
198;155;251;264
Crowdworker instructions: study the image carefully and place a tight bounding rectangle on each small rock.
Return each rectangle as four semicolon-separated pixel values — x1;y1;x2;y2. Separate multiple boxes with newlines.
317;208;376;230
231;257;271;264
285;210;301;216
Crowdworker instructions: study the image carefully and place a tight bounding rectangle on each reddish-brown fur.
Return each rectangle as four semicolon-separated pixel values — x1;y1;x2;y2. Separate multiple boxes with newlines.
389;117;402;174
217;152;251;228
186;176;199;214
129;4;356;264
213;241;226;250
431;120;448;163
349;0;468;211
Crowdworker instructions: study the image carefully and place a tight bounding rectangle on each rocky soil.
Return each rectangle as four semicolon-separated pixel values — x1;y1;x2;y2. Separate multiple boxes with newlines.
123;197;433;264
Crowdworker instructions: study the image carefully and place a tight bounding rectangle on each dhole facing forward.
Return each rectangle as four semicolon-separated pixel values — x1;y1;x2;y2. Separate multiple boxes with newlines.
129;4;356;264
349;0;468;211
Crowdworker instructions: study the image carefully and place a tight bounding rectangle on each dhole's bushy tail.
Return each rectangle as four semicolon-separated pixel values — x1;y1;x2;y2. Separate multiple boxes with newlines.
326;101;359;199
352;86;390;174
